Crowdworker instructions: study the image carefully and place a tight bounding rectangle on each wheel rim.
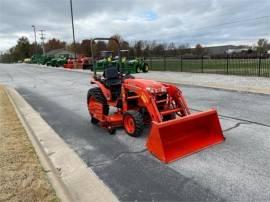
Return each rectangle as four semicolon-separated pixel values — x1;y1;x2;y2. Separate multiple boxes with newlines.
88;96;97;115
145;65;149;71
124;115;135;134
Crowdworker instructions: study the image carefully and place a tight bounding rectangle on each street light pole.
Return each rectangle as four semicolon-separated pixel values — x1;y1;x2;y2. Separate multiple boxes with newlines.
70;0;77;58
39;30;46;55
32;25;37;54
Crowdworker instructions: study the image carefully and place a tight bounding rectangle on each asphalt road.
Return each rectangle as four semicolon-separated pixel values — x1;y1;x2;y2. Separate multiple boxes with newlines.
1;63;269;201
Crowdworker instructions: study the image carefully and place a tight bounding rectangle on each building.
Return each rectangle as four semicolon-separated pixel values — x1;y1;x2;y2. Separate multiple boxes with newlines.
46;49;75;58
225;48;249;55
205;45;251;55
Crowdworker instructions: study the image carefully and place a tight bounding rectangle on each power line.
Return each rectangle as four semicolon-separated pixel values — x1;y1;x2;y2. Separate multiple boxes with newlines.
39;30;46;55
194;15;270;31
171;15;270;44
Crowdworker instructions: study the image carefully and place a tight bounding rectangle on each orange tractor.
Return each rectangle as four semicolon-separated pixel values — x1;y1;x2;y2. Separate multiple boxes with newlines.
64;55;91;69
87;38;225;163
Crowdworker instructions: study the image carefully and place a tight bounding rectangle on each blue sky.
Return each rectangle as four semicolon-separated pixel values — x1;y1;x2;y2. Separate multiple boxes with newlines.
142;10;158;21
0;0;269;51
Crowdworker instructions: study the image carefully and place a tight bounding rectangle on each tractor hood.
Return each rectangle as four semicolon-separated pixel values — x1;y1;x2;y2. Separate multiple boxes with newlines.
97;59;106;63
124;78;165;90
128;59;137;63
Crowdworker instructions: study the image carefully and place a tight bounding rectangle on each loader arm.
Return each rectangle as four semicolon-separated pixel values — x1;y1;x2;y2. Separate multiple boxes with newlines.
123;83;163;122
123;82;192;123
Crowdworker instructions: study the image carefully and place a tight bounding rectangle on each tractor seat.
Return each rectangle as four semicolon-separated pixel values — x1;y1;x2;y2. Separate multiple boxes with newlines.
103;67;121;88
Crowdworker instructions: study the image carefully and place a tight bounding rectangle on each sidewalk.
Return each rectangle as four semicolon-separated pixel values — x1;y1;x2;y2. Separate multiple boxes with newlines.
136;71;270;95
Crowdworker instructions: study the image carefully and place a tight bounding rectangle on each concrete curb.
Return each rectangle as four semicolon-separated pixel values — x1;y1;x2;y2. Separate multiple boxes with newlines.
5;87;118;202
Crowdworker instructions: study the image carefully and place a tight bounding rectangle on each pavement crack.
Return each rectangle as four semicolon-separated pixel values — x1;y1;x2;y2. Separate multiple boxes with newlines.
190;107;270;128
7;73;14;81
88;149;147;168
223;122;251;132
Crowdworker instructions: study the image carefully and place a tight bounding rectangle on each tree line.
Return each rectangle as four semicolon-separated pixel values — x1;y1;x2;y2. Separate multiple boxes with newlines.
1;34;270;63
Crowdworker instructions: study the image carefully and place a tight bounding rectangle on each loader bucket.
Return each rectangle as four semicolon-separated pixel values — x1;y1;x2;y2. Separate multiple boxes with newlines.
146;109;225;163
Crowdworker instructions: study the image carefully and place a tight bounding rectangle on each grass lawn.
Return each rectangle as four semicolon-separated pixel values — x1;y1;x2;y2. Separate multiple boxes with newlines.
145;58;270;77
0;86;59;202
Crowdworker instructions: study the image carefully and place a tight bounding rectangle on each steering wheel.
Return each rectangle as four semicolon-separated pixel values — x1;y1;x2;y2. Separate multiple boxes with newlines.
122;71;134;80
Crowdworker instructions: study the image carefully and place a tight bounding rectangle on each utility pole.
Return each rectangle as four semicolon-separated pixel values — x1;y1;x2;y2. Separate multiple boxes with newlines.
32;25;37;54
70;0;77;58
39;30;46;55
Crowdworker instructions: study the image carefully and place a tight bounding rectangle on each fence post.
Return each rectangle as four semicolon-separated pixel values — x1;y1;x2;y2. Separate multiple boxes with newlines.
150;54;152;70
164;53;166;71
180;56;183;72
258;52;262;77
201;55;204;73
226;54;229;74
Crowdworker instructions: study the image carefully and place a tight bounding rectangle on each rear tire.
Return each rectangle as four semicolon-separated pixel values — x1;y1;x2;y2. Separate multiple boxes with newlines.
123;110;144;137
87;87;109;124
142;63;149;72
136;65;141;73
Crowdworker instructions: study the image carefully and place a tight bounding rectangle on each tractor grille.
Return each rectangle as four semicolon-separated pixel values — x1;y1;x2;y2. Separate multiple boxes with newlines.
155;93;168;110
156;93;167;101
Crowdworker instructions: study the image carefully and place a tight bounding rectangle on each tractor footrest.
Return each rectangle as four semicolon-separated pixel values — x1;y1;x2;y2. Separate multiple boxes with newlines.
105;113;123;127
127;95;140;100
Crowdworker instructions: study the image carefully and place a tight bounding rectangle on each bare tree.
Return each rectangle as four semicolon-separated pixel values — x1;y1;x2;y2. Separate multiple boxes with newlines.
44;38;66;52
107;34;123;55
257;38;269;53
194;44;204;55
134;40;144;57
168;42;177;56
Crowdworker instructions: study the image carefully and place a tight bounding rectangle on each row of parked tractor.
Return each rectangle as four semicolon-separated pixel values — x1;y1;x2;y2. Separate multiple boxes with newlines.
30;54;91;69
29;49;149;74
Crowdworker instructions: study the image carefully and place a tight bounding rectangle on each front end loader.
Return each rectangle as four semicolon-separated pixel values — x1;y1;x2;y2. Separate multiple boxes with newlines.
87;37;225;163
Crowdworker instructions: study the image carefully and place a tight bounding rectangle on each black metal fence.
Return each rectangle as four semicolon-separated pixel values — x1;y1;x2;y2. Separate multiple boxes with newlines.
144;54;270;77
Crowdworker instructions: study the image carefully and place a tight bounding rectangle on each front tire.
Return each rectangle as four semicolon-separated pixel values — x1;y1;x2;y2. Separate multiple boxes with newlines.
136;65;141;73
123;110;144;137
142;63;149;72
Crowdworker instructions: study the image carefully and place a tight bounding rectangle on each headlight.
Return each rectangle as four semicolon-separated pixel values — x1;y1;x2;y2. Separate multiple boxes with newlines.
146;87;167;94
146;87;155;94
160;86;167;93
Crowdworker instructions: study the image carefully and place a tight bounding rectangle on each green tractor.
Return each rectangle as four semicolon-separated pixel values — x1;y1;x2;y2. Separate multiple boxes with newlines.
93;51;114;72
91;44;149;74
38;55;53;65
31;54;42;64
113;50;149;73
46;54;68;67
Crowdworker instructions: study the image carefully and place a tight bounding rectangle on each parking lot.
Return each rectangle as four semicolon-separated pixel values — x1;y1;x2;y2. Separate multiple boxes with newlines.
0;63;269;201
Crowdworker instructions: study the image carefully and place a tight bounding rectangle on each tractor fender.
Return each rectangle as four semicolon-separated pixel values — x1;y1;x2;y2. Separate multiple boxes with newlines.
90;79;111;101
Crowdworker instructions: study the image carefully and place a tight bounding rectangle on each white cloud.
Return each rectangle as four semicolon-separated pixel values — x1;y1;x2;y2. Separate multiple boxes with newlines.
0;0;270;51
